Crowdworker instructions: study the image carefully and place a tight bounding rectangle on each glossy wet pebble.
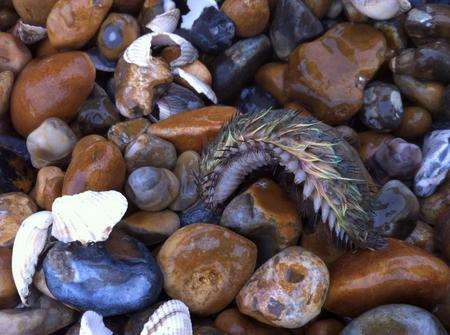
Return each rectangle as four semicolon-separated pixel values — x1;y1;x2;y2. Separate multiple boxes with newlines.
43;231;163;316
0;71;13;117
75;97;120;136
341;304;447;335
107;117;150;151
0;248;18;308
221;0;270;38
395;106;432;139
405;220;435;253
157;223;257;315
421;178;449;226
0;32;31;74
255;62;288;104
12;0;57;25
30;166;64;210
237;246;329;328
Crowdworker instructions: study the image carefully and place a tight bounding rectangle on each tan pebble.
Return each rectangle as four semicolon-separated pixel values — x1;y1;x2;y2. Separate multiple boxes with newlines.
30;166;64;210
221;0;270;37
0;32;31;74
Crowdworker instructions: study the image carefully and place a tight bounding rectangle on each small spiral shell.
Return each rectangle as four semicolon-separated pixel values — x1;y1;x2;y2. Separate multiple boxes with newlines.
141;300;193;335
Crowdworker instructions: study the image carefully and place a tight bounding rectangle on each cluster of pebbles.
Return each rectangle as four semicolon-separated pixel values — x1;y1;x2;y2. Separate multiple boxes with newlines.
0;0;449;334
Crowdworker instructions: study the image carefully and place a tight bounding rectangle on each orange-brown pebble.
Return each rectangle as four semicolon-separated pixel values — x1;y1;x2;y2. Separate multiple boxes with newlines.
62;136;126;195
47;0;113;50
70;134;105;159
12;0;58;25
325;238;450;317
0;248;18;308
255;62;288;104
160;46;181;64
303;0;332;18
214;308;291;335
30;166;64;210
179;60;213;86
358;131;394;163
0;71;14;117
107;118;150;151
36;38;62;58
286;23;386;125
157;223;257;315
305;319;344;335
0;192;37;248
221;0;270;37
148;106;237;153
10;51;95;136
0;32;31;74
395;106;432;139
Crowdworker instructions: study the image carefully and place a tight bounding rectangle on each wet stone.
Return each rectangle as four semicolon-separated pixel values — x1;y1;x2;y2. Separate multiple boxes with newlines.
237;246;330;328
374;18;408;58
0;142;35;194
270;0;323;60
395;106;432;139
0;32;31;74
305;319;344;335
107;118;150;152
0;8;19;31
0;248;18;309
405;4;450;44
11;0;57;25
405;220;435;253
30;166;64;211
75;97;121;136
236;86;279;115
358;131;394;164
221;0;270;38
0;71;14;118
170;151;201;211
43;231;163;316
255;62;288;104
420;178;449;226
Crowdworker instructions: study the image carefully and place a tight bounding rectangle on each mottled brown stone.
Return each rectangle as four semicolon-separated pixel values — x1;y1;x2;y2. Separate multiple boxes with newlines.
305;319;344;335
0;248;18;308
30;166;64;210
12;0;57;25
0;32;31;74
395;106;432;139
255;62;288;104
221;0;270;37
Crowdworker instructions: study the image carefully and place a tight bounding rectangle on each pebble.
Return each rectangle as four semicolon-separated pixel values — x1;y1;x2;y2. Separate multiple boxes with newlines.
304;0;332;18
0;248;17;309
178;60;213;86
255;62;288;104
374;18;408;59
30;166;64;210
358;131;394;163
10;51;95;136
107;117;150;151
195;326;226;335
11;0;57;25
213;35;272;102
125;166;180;211
0;192;37;247
420;178;449;226
237;246;329;328
62;136;126;195
395;106;432;139
0;71;13;117
436;218;450;262
179;6;235;54
373;180;419;239
324;239;450;317
113;0;143;13
359;82;403;132
147;106;236;152
47;0;113;50
124;133;177;171
341;304;447;335
43;231;163;316
236;86;279;114
342;0;368;22
221;0;270;38
0;8;18;31
75;97;121;136
35;38;60;58
98;13;139;61
26;117;77;169
87;47;117;72
170;150;201;211
414;130;450;197
405;220;435;253
221;178;301;263
157;223;257;315
405;4;450;45
214;308;290;335
0;32;31;74
122;210;180;245
286;23;386;125
270;0;323;60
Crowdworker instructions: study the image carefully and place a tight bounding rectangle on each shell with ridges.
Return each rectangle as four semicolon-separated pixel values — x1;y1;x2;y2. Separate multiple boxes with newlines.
80;311;113;335
140;300;193;335
12;211;53;306
146;8;180;33
173;68;217;103
350;0;411;20
51;190;128;245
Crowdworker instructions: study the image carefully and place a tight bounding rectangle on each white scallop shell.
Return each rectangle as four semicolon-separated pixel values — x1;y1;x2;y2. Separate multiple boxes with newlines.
12;19;47;44
173;68;217;103
124;32;198;68
12;211;53;306
80;311;113;335
146;8;180;33
140;300;193;335
181;0;218;30
51;191;128;245
350;0;411;20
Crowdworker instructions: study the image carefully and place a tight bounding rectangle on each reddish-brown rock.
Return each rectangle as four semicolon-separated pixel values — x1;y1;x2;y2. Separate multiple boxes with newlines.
303;0;332;18
148;106;237;153
107;118;150;151
0;32;31;74
12;0;58;25
395;106;432;139
358;131;394;163
305;319;344;335
255;62;288;104
30;166;64;210
10;52;95;136
221;0;270;37
421;178;450;226
286;23;386;125
157;224;257;315
0;71;14;117
0;248;18;308
325;239;450;317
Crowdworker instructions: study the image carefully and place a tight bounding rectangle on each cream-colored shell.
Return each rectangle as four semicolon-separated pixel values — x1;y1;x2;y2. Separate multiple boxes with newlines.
350;0;411;20
146;8;180;33
124;32;198;68
79;311;113;335
181;0;218;30
173;68;217;104
12;211;53;305
141;300;193;335
51;191;128;245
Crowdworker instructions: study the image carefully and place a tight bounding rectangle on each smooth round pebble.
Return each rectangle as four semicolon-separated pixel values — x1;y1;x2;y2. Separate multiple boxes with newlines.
221;0;270;38
30;166;64;210
0;248;19;308
75;97;121;136
395;106;432;139
107;117;150;151
0;32;31;74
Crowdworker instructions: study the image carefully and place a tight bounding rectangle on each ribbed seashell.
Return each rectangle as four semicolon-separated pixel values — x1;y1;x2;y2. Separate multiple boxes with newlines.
181;0;218;30
140;300;193;335
146;8;180;33
80;311;113;335
124;32;198;68
11;19;47;45
350;0;411;20
173;68;217;103
51;190;128;245
12;211;53;306
156;83;205;120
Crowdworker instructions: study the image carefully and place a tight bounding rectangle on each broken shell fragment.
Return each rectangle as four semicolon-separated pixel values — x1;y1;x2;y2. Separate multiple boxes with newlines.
10;19;47;45
12;211;53;305
173;68;217;103
124;32;198;68
140;300;193;335
181;0;218;30
146;4;180;33
156;83;205;120
51;190;128;245
80;311;113;335
350;0;410;20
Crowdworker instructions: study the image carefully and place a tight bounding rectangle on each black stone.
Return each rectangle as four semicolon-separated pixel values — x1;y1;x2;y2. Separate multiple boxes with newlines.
43;232;163;317
270;0;323;60
177;6;235;54
76;97;121;136
213;35;272;102
236;86;279;114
